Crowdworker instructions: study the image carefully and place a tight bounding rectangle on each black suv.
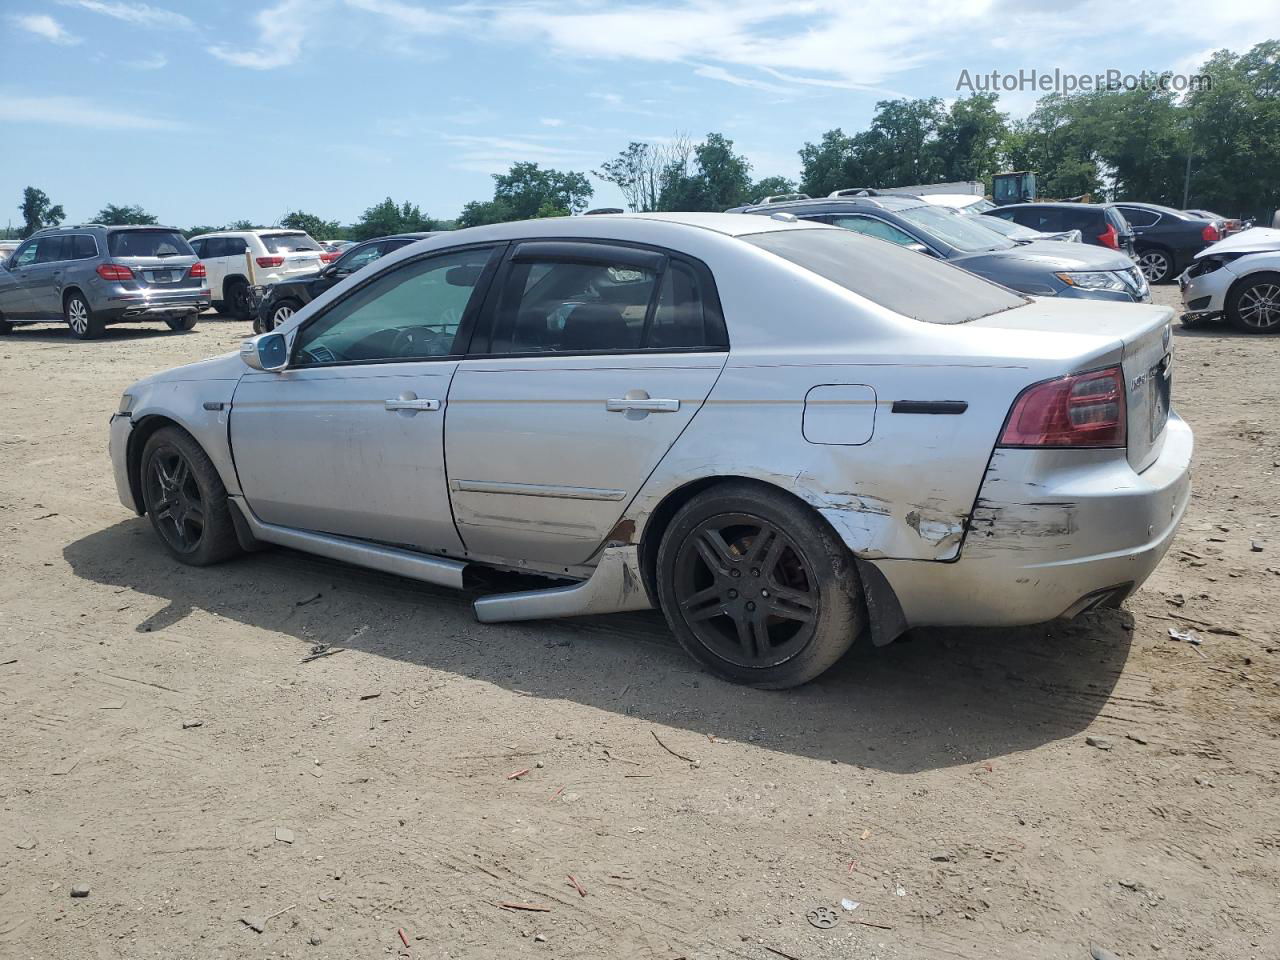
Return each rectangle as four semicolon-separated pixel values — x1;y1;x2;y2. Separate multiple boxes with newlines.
254;232;439;332
985;202;1136;261
1111;203;1222;284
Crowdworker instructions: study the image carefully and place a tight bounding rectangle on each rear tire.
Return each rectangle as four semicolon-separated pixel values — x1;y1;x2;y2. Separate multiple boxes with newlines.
655;482;865;689
1136;247;1173;284
140;426;241;566
165;313;199;332
1225;273;1280;334
224;279;252;321
64;291;104;340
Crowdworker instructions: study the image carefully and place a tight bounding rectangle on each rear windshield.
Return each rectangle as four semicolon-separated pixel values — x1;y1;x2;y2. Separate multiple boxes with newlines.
745;228;1027;325
107;230;193;258
261;232;321;253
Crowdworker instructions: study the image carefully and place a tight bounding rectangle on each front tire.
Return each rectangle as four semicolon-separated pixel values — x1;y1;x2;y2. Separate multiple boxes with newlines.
165;313;199;332
65;291;104;340
263;298;300;331
1136;248;1173;284
1226;273;1280;334
655;482;865;689
140;426;241;566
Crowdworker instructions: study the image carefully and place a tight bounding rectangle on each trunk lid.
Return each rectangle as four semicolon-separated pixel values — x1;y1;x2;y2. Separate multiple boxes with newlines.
260;231;324;276
967;299;1174;472
106;228;203;291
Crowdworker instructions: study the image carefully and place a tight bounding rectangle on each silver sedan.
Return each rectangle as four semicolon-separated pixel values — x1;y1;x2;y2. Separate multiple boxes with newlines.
109;213;1192;688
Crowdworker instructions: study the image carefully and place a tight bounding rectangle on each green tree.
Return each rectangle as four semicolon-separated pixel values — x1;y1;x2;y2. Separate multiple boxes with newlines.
456;162;593;227
94;203;158;225
1001;96;1105;200
227;219;260;230
184;225;223;238
654;133;755;211
351;198;437;241
1185;41;1280;217
19;187;65;238
595;141;662;212
799;129;856;197
280;210;341;239
933;94;1009;183
749;175;799;202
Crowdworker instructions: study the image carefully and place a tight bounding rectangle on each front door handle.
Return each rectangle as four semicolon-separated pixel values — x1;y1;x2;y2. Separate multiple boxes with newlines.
606;397;680;413
384;392;440;413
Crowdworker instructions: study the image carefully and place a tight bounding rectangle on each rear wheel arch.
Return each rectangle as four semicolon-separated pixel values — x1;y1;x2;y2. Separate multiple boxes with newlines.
637;476;841;601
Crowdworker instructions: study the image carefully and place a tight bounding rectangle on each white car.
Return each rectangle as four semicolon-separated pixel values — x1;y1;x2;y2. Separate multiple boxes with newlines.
1179;227;1280;333
189;229;330;320
109;213;1191;689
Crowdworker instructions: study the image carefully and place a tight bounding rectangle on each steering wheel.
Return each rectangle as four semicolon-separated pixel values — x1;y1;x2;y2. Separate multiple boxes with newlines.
390;326;450;358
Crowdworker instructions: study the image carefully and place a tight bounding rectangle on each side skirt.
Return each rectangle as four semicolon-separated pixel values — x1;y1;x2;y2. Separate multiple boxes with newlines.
227;497;466;589
473;546;653;623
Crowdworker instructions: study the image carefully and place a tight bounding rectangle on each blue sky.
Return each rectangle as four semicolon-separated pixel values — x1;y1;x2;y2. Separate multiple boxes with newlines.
2;0;1277;229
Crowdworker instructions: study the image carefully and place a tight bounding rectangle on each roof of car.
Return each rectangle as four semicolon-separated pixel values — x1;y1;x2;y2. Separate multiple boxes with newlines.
728;195;926;215
454;211;831;239
33;223;183;234
993;201;1113;211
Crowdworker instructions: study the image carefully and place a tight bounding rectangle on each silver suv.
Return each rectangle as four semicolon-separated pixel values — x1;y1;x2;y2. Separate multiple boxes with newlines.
0;224;210;340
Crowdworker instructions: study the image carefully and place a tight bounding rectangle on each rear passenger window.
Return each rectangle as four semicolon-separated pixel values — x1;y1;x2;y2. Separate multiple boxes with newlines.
190;239;206;257
1120;207;1159;228
649;262;712;349
71;234;97;259
489;259;658;354
1032;209;1065;231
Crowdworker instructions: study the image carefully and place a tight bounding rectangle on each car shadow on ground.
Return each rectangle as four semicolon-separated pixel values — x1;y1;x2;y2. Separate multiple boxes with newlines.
64;518;1134;775
1;325;174;343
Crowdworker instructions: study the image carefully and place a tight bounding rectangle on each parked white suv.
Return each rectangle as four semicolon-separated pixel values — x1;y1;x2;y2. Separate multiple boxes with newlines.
189;229;330;320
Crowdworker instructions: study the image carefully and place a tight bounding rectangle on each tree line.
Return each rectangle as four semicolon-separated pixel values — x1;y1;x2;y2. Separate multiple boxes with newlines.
9;39;1276;242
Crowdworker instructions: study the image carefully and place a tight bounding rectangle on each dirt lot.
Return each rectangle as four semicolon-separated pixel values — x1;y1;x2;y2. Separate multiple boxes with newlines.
1;288;1277;960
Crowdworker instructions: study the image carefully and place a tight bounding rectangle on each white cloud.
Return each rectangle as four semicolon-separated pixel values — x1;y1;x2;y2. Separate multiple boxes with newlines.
127;52;169;70
11;14;81;45
540;117;565;127
694;65;796;96
0;93;185;130
442;133;598;174
342;0;460;32
59;1;194;29
210;0;316;69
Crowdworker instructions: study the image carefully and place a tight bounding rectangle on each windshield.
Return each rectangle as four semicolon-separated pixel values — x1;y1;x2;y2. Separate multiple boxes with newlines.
971;214;1036;240
961;197;996;213
262;232;321;253
745;228;1026;325
896;204;1015;253
107;230;193;258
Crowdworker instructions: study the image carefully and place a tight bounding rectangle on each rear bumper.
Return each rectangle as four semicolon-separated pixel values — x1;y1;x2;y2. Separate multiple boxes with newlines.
100;288;210;320
109;413;140;514
870;414;1193;628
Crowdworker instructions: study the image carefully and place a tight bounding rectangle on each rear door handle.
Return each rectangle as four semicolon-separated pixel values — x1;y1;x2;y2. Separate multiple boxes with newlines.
606;397;680;413
384;393;440;413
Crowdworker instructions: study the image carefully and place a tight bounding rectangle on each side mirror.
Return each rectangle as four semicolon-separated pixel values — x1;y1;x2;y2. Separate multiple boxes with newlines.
905;242;935;256
240;332;288;372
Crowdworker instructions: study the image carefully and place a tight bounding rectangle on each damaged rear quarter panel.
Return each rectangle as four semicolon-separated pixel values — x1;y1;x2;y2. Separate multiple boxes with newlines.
627;349;1037;562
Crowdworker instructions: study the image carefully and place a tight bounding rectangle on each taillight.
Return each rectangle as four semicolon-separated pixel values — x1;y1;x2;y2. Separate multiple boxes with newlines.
256;256;285;268
1201;223;1219;244
319;252;340;263
95;263;134;281
998;367;1127;448
188;262;207;279
1097;223;1119;249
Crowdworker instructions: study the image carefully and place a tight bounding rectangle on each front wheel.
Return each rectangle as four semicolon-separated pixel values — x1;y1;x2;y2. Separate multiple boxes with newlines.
65;292;104;340
263;298;300;331
140;426;241;566
1226;273;1280;334
655;482;865;688
165;313;199;332
1136;248;1173;284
